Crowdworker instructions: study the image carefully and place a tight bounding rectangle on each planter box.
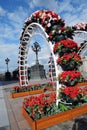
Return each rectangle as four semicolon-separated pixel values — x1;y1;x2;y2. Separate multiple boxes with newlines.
10;89;44;98
22;104;87;130
45;86;55;91
75;82;87;87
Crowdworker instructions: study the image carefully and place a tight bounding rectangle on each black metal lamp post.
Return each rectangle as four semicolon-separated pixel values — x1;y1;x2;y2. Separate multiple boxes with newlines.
5;58;10;72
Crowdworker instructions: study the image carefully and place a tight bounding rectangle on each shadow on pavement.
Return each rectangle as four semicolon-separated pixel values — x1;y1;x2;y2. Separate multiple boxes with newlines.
0;80;19;86
72;118;87;130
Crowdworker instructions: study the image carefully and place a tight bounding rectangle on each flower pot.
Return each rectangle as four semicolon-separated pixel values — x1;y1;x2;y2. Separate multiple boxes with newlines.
10;89;44;98
22;104;87;130
60;81;78;86
61;64;76;71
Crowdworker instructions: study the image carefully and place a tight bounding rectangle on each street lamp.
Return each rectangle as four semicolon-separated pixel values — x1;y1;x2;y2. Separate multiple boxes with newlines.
5;58;10;72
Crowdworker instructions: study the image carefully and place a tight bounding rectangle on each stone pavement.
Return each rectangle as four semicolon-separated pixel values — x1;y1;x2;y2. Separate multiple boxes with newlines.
1;81;87;130
0;83;10;130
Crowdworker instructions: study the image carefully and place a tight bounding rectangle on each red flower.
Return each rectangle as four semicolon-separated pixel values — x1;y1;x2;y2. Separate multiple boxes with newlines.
59;71;84;86
53;39;78;54
62;86;81;99
22;93;56;119
57;52;82;67
63;87;70;95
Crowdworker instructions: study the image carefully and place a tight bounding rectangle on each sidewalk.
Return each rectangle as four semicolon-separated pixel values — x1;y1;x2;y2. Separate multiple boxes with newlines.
0;84;10;130
1;81;87;130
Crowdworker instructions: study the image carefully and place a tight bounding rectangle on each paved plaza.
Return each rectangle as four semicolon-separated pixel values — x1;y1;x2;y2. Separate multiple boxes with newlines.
0;80;87;130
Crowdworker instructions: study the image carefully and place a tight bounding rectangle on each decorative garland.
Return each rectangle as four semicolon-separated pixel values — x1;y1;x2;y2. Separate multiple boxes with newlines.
72;23;87;31
22;10;74;43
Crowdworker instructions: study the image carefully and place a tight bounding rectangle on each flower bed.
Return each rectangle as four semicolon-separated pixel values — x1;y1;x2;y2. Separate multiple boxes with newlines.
22;105;87;130
10;89;44;98
45;82;56;91
22;92;87;119
10;84;44;98
22;92;87;130
23;93;57;120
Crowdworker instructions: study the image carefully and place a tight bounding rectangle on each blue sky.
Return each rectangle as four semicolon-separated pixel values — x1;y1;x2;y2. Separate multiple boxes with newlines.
0;0;87;73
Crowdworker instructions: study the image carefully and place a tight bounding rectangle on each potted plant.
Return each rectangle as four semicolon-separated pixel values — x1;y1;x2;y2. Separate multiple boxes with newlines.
59;86;87;107
53;39;79;56
57;52;82;70
10;84;44;98
58;71;84;86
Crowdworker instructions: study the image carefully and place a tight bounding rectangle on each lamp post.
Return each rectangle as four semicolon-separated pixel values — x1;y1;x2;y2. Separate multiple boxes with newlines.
5;58;10;72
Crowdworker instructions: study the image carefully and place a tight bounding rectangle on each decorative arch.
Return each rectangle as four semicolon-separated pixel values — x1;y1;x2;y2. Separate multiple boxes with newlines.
73;30;87;57
72;23;87;56
19;22;59;87
19;10;66;87
18;10;87;107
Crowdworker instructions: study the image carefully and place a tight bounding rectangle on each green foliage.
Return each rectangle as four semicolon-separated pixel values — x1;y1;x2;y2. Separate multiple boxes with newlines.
58;103;70;112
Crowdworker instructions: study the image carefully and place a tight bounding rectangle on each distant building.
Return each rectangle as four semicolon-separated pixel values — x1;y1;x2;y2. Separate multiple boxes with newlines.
12;68;19;80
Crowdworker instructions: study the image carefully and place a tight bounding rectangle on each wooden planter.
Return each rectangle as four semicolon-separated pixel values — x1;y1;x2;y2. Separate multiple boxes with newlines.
10;89;44;98
45;86;55;91
75;82;87;87
22;104;87;130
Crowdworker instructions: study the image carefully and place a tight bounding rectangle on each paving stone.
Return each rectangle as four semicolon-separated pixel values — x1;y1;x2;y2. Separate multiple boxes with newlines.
0;87;4;98
18;119;30;130
0;86;10;130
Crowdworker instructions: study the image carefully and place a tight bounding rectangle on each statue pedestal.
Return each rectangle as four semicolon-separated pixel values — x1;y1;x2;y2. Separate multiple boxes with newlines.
30;63;46;79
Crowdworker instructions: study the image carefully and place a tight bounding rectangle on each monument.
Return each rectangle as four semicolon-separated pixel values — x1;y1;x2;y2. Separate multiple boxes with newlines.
30;42;46;79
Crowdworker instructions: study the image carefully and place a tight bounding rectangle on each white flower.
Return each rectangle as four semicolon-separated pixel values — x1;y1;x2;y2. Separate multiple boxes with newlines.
47;23;51;27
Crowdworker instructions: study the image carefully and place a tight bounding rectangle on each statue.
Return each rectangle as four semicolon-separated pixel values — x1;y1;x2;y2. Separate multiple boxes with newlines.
30;42;46;79
31;42;41;64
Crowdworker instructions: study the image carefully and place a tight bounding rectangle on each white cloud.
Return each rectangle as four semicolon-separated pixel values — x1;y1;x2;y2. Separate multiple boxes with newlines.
7;6;28;24
58;0;87;26
0;6;29;73
0;42;19;73
0;6;6;16
0;6;32;73
58;0;74;13
29;0;59;13
0;6;29;43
